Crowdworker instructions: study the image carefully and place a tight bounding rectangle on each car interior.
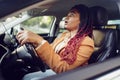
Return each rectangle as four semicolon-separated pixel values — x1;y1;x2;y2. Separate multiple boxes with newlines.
88;6;119;64
0;0;120;80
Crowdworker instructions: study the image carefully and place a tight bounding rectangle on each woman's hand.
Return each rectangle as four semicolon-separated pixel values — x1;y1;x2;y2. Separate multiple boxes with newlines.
16;30;43;46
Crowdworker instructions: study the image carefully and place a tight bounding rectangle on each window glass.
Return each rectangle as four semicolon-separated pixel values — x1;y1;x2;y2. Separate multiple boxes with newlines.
20;16;55;34
108;20;120;25
107;20;120;29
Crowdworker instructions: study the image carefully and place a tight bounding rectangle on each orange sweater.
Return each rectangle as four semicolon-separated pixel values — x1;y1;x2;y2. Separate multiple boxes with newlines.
36;32;94;73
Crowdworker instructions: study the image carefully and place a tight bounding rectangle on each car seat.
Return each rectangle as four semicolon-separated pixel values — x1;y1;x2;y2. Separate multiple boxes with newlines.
88;6;118;64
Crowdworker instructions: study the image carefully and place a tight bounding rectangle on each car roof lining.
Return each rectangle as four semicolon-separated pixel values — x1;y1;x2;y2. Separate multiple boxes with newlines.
0;0;120;21
0;0;58;21
27;0;120;23
46;0;120;20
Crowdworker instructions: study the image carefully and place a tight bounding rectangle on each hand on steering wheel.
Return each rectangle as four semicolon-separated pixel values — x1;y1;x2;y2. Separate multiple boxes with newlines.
0;28;46;80
16;27;46;72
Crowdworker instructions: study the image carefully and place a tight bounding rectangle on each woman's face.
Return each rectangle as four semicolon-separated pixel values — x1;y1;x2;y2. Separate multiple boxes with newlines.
65;9;80;31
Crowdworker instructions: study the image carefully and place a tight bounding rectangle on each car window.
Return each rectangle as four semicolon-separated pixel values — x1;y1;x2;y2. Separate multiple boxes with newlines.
16;16;55;34
108;20;120;25
106;20;120;29
0;12;56;36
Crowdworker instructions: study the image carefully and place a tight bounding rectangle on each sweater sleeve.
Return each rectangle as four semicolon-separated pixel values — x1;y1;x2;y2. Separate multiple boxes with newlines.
35;36;94;73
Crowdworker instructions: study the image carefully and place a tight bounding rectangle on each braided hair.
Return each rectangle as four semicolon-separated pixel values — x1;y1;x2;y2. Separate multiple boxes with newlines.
60;4;93;64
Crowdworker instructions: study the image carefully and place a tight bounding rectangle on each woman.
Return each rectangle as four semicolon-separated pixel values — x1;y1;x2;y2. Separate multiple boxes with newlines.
17;4;94;79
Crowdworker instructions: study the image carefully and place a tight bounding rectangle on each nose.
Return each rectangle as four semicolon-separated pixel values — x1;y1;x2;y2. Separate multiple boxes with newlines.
64;17;68;23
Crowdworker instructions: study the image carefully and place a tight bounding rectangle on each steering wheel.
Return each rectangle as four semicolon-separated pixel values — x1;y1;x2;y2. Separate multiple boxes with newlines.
25;43;46;72
0;43;46;80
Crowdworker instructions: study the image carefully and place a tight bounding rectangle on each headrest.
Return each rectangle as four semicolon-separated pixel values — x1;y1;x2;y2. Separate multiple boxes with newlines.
59;17;66;29
90;6;108;27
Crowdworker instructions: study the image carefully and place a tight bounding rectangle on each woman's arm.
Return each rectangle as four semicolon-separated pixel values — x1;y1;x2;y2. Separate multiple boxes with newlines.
36;36;94;73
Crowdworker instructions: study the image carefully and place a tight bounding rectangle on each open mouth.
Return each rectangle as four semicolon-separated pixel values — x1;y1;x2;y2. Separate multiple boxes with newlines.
65;21;68;25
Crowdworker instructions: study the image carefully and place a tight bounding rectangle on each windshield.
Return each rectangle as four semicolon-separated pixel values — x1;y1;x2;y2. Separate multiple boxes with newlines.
0;12;31;34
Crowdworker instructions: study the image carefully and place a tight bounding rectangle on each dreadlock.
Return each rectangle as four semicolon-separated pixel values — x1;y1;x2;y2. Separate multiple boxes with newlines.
60;4;93;64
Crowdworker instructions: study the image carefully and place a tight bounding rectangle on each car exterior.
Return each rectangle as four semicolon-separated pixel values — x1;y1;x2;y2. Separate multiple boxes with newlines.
0;0;120;80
